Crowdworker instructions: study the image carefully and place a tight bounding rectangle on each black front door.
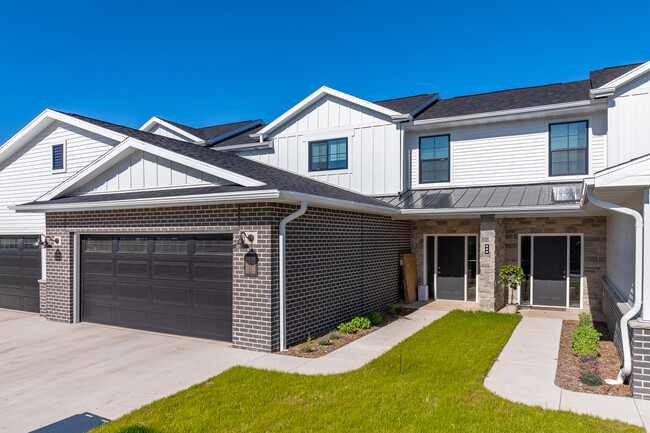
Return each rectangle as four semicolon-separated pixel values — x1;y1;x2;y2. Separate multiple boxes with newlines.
533;236;567;307
437;236;465;300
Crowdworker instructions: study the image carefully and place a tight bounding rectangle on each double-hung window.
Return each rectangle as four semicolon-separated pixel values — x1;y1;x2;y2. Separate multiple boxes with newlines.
52;143;65;172
549;121;588;176
419;134;450;183
309;138;347;171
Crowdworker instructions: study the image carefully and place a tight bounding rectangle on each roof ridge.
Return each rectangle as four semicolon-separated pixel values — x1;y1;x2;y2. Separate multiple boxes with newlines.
589;62;644;73
196;119;263;131
447;81;588;100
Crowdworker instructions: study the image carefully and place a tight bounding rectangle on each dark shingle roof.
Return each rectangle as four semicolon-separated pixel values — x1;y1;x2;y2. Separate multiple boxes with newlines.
589;63;642;88
415;80;592;120
376;182;582;210
156;117;263;142
373;93;439;115
211;124;265;148
46;112;395;210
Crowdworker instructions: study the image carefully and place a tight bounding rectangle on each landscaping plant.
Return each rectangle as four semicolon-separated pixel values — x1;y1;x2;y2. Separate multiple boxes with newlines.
578;312;593;328
300;346;313;353
577;359;605;386
571;322;602;356
317;339;329;346
337;322;356;334
498;264;526;305
387;304;397;315
350;316;371;330
328;333;339;341
365;311;383;325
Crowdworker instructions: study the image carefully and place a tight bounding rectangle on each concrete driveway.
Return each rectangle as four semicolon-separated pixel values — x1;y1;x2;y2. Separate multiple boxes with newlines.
0;309;266;433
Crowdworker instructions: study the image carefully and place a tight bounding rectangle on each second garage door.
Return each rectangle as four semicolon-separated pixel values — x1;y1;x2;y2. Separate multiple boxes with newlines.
0;235;41;313
81;234;233;341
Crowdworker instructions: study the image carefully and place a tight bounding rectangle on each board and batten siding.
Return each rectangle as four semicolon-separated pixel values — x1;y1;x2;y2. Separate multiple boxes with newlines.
77;150;231;194
0;121;118;234
148;124;197;143
239;95;402;196
607;71;650;167
406;111;607;189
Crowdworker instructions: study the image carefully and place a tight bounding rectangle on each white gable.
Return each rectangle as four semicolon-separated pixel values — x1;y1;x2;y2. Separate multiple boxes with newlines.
76;150;232;195
147;124;197;143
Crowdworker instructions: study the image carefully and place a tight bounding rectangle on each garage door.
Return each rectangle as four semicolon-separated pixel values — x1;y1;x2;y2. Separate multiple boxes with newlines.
81;234;233;341
0;235;41;312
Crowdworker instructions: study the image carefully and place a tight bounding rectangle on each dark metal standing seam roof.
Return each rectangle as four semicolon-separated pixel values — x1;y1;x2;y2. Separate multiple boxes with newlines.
375;183;583;210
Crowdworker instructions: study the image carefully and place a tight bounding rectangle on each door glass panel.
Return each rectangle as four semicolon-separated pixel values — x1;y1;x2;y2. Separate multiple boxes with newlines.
426;236;435;299
118;236;148;254
520;236;531;305
154;236;188;254
23;237;40;250
0;237;20;250
195;236;230;255
85;236;113;253
467;236;477;301
569;236;582;308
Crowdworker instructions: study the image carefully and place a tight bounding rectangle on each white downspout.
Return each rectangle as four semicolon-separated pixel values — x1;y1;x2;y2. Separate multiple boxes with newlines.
586;187;643;384
279;201;308;351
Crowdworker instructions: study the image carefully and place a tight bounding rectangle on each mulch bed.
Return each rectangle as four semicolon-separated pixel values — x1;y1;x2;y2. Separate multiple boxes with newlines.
555;320;631;397
279;307;417;358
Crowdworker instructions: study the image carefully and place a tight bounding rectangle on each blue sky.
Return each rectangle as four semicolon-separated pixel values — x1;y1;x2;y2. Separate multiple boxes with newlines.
1;0;648;143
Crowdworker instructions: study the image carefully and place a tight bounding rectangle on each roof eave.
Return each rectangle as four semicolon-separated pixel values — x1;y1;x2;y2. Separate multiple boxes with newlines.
397;204;583;216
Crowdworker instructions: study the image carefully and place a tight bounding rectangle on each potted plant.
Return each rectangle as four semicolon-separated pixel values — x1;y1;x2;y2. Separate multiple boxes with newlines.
498;264;526;313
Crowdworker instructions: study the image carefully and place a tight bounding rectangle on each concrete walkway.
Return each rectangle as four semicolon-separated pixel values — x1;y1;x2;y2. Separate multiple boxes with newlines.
485;316;650;430
244;309;447;374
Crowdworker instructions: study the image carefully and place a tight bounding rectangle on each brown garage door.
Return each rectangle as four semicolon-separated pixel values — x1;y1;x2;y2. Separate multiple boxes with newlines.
81;234;232;341
0;235;41;313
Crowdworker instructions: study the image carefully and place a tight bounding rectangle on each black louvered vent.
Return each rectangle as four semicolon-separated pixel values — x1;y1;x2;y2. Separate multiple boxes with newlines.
52;144;64;170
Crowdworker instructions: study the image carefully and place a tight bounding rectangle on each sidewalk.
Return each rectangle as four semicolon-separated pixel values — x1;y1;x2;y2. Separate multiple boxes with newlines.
485;316;650;430
244;308;447;374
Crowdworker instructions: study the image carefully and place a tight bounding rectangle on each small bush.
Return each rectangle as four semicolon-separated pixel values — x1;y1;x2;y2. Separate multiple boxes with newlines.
365;312;383;325
350;316;371;330
329;333;340;341
387;304;397;315
578;312;593;328
318;339;329;346
577;360;604;386
301;346;313;353
305;334;313;344
571;325;602;356
337;322;356;334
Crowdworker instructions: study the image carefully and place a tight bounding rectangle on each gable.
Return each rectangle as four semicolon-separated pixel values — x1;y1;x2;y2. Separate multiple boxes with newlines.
147;124;197;143
76;149;232;195
269;94;394;139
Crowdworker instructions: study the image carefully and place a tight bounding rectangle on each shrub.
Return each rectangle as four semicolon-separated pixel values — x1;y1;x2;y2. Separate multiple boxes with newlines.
578;312;593;328
329;333;340;341
318;339;329;346
365;312;383;325
571;325;602;356
350;316;371;330
305;334;313;344
498;264;526;304
337;322;356;334
387;304;397;315
300;346;313;353
577;360;604;386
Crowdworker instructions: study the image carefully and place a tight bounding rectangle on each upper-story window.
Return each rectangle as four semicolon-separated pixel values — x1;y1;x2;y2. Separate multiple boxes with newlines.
420;134;450;183
549;121;588;176
309;138;347;171
52;143;66;172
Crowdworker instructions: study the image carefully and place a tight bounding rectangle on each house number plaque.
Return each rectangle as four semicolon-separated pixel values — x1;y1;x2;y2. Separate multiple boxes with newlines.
244;251;259;277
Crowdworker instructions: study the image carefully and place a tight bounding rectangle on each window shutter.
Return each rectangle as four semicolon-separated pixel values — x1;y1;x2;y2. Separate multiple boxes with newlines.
52;144;64;170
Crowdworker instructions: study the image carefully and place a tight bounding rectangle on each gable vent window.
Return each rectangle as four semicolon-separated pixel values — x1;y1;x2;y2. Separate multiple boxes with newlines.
549;121;588;176
309;138;348;171
419;134;450;183
52;143;65;172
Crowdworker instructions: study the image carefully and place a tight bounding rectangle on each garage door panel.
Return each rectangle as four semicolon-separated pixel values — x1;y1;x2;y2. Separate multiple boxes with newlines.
23;296;39;311
22;255;41;270
0;255;21;268
81;234;232;341
0;274;21;288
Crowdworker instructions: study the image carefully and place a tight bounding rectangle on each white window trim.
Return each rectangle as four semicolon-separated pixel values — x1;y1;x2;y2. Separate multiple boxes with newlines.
52;140;67;174
413;130;454;188
545;116;593;180
301;130;355;176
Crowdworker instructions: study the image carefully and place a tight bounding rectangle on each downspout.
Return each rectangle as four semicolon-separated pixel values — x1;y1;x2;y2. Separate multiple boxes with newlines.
586;187;643;384
279;201;308;351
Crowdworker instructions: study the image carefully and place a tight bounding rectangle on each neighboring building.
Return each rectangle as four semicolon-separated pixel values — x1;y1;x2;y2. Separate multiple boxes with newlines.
2;61;650;398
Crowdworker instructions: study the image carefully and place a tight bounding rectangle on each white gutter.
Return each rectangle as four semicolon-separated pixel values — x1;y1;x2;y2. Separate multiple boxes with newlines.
586;187;643;384
279;201;307;351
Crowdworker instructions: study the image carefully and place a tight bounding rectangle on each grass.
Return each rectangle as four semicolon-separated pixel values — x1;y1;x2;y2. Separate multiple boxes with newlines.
93;311;640;433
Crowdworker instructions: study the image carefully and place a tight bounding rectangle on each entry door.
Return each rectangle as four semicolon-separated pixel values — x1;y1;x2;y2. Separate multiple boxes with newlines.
533;236;567;307
437;236;465;300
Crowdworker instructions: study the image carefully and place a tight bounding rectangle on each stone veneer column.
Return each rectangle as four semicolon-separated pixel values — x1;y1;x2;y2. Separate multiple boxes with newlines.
478;214;497;311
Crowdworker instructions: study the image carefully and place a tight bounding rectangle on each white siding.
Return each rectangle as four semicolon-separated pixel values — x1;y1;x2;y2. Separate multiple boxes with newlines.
77;150;230;194
240;95;402;195
607;71;650;167
0;121;118;234
406;111;607;189
148;124;197;143
606;191;644;303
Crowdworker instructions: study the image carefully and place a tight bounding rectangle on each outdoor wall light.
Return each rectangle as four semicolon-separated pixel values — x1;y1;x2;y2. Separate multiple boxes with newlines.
34;234;60;249
233;232;255;250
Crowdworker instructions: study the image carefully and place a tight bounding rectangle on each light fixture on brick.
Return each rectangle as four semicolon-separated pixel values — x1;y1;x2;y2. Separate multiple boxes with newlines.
233;204;254;250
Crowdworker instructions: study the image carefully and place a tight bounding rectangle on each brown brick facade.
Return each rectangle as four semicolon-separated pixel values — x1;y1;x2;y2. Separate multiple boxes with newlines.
43;203;411;352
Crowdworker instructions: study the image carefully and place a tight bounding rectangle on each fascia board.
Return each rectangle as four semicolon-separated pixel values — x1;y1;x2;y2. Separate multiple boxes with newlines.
138;116;204;143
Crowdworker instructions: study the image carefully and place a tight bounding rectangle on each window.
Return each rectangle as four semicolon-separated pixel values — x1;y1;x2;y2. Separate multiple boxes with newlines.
85;236;113;253
549;121;588;176
52;143;65;172
419;135;450;183
0;237;20;250
195;236;230;255
117;236;148;253
309;138;347;171
154;236;187;254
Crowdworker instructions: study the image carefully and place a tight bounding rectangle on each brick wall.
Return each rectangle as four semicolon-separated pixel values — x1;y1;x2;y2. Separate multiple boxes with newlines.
630;322;650;400
501;216;607;312
284;207;411;346
45;203;281;352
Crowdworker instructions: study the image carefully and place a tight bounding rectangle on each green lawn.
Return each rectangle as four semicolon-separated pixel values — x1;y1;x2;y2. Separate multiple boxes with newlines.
94;311;640;433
